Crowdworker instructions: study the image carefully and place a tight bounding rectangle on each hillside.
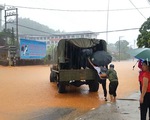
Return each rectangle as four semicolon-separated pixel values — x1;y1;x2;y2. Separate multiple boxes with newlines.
2;18;61;35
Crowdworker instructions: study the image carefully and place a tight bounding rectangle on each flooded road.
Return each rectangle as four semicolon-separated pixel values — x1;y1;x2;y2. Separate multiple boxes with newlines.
0;61;139;120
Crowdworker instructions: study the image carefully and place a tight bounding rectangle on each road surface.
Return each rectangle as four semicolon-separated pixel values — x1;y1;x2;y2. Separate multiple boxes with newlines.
0;60;139;120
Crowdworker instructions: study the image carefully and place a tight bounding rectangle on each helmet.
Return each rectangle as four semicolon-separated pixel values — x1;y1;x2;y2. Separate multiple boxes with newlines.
109;64;114;68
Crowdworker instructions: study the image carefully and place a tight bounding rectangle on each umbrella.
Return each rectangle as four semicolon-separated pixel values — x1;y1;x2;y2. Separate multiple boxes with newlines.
90;50;112;66
128;48;150;60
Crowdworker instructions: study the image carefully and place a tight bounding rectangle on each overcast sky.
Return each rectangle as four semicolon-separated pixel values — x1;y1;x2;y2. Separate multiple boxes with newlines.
0;0;150;47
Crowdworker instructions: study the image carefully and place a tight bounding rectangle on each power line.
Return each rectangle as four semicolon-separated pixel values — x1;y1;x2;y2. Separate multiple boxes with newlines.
17;24;53;35
95;27;140;34
0;18;140;35
2;4;148;35
18;27;140;36
5;4;150;12
128;0;147;20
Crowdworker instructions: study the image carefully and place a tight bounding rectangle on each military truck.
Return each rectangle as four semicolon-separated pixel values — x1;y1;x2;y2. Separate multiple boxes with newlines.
50;38;107;93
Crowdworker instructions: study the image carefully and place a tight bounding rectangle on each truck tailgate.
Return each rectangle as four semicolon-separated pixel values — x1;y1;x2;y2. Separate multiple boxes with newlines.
59;69;97;81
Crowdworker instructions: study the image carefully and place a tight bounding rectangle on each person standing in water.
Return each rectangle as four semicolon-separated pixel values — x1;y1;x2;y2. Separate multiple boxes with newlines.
100;64;119;102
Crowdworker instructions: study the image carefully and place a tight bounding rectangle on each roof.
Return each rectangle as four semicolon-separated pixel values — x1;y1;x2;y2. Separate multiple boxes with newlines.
53;31;99;35
19;31;99;37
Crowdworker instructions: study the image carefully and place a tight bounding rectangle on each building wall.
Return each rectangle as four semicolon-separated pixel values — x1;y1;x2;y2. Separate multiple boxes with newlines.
19;31;99;50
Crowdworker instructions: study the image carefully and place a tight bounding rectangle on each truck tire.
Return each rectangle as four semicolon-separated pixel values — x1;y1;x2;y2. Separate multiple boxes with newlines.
88;80;99;92
50;71;57;82
58;82;66;93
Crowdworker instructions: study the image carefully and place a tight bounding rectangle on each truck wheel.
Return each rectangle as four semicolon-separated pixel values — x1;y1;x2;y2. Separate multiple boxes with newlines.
88;80;99;92
58;82;66;93
50;71;57;82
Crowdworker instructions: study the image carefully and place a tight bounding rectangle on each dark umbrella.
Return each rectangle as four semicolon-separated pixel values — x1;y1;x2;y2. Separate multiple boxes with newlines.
90;50;112;66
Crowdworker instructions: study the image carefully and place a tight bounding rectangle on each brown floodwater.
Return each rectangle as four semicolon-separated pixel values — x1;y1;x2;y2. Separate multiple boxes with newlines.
0;60;139;119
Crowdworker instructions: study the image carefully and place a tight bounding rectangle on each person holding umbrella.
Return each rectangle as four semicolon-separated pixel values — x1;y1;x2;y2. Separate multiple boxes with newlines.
139;60;150;120
88;50;112;101
88;58;108;101
138;59;145;92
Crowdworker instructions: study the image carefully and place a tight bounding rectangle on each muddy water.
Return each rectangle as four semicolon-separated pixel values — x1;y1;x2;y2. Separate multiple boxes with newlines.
0;60;139;119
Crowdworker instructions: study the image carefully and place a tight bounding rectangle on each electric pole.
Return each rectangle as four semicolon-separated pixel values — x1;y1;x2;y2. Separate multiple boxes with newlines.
5;6;19;46
119;36;123;62
5;6;19;66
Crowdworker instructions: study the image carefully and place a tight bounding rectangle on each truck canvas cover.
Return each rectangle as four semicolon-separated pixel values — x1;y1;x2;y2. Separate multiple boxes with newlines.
57;38;107;63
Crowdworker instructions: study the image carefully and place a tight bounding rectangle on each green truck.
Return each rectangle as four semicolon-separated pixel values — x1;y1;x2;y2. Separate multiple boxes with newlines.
50;38;107;93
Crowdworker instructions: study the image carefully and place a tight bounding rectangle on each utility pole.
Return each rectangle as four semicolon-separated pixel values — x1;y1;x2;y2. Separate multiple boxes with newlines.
5;6;19;46
134;39;136;49
5;6;19;66
16;8;18;48
11;27;15;45
106;0;110;43
119;38;120;62
119;36;123;62
0;5;5;32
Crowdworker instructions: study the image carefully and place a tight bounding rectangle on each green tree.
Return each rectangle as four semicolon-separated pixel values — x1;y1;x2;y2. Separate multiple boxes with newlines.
115;40;129;52
0;28;19;49
43;44;57;64
137;17;150;47
0;32;6;45
115;40;130;60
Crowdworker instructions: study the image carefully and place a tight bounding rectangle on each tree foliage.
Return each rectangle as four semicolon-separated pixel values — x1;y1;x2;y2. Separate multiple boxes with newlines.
43;44;57;64
107;40;131;60
115;40;129;52
137;17;150;47
0;29;14;46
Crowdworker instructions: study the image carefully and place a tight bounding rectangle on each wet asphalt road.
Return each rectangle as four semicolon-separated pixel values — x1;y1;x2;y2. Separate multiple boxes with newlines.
75;91;140;120
15;92;141;120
